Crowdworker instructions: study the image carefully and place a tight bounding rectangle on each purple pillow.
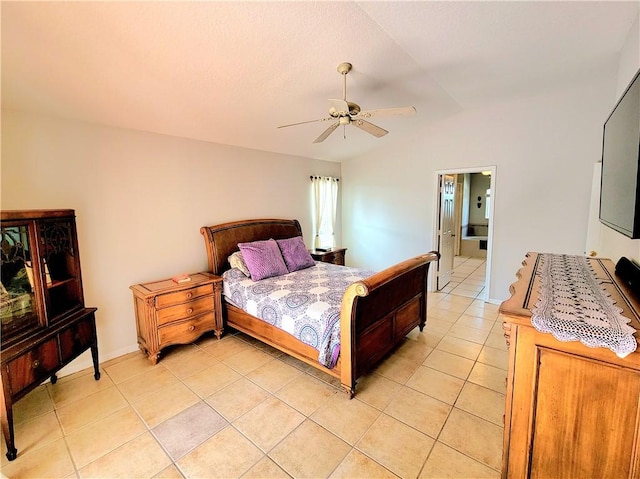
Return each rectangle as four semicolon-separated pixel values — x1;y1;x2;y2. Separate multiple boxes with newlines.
238;239;288;281
276;236;316;272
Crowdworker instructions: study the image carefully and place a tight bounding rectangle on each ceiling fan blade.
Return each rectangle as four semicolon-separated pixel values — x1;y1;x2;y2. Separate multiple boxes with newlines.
353;119;388;138
354;106;416;120
313;122;339;143
278;117;332;129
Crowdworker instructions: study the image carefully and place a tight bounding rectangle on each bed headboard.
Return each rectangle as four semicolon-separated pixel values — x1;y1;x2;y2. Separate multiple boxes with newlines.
200;218;303;275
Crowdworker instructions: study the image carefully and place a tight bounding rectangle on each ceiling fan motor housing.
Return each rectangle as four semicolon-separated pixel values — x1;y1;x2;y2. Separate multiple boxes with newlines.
329;101;361;118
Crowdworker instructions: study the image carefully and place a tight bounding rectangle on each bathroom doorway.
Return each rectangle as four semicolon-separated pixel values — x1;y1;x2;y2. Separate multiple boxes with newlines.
434;166;496;301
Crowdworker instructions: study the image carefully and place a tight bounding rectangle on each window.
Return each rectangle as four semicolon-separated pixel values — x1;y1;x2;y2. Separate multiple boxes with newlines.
310;176;339;248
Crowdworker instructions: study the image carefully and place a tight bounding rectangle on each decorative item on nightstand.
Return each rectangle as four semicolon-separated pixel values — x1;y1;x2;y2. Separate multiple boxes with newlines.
130;272;223;364
1;209;100;461
309;247;347;266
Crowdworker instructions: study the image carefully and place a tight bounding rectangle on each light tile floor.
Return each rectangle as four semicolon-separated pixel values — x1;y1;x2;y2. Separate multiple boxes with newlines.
1;257;507;479
439;256;487;300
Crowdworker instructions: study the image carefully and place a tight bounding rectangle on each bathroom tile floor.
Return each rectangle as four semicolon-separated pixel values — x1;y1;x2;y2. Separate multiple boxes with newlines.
1;258;507;479
440;256;487;300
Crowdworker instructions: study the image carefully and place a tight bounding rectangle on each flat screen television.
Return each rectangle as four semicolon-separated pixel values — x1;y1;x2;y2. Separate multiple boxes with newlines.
599;68;640;239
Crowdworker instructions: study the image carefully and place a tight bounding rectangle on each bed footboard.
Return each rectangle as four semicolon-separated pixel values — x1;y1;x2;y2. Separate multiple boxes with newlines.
339;251;440;397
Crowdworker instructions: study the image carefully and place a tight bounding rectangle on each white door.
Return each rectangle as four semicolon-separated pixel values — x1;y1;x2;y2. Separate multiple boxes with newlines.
437;174;456;290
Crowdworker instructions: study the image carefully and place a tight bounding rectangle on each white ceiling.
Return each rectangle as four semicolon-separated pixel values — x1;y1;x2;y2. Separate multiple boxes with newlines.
2;1;638;162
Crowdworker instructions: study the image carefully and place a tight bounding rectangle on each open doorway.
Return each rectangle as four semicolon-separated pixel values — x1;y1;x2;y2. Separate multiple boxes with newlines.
434;166;496;301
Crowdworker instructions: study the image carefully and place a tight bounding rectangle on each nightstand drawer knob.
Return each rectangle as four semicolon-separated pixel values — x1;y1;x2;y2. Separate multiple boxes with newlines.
31;360;40;369
187;308;194;314
188;325;195;332
186;292;193;299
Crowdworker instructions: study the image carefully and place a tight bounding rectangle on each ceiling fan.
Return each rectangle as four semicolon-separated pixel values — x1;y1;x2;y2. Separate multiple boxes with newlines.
278;62;417;143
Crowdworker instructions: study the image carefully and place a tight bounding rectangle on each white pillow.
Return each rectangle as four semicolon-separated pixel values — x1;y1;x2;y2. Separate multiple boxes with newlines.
228;251;251;277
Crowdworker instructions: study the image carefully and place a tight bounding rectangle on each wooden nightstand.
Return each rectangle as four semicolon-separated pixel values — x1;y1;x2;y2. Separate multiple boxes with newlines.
130;272;222;364
309;248;347;266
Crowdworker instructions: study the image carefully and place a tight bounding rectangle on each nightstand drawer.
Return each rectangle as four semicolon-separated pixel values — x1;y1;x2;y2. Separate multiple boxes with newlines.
157;295;214;326
158;313;215;345
156;284;213;308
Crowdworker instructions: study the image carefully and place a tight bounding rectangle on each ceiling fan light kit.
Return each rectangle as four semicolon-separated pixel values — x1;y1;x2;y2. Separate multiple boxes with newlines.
278;62;416;143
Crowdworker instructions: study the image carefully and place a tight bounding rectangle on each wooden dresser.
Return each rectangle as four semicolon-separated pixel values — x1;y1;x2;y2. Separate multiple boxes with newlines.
309;247;346;266
500;253;640;479
130;273;222;364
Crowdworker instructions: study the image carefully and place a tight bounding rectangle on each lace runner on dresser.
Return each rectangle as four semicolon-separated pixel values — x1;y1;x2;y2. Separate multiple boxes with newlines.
532;253;637;358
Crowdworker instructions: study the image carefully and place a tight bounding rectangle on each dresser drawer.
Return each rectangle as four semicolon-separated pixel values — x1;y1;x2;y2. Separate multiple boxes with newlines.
156;284;213;309
158;313;215;346
156;295;214;326
59;315;96;363
7;338;60;396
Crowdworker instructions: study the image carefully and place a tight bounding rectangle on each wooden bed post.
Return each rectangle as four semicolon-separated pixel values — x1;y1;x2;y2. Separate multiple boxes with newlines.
339;281;369;398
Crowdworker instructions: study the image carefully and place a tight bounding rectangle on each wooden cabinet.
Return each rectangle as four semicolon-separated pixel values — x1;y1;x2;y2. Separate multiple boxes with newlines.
310;248;347;266
500;253;640;479
130;273;223;364
0;210;99;461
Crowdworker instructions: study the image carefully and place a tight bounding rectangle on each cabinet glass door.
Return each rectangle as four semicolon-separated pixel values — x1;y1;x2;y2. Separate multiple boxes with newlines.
0;224;39;341
40;219;83;318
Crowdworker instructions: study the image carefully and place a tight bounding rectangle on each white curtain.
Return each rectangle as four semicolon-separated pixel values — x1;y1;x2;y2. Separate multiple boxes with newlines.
311;176;339;248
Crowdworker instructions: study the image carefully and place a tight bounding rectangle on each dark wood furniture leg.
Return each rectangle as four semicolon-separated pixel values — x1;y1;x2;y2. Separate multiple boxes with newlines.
91;342;101;380
1;392;17;461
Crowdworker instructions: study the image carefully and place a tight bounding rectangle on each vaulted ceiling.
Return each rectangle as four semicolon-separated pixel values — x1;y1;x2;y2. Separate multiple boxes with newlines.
2;1;638;161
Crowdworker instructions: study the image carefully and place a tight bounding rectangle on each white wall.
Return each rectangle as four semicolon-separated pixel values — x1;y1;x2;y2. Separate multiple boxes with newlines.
588;13;640;263
342;73;616;303
1;110;340;374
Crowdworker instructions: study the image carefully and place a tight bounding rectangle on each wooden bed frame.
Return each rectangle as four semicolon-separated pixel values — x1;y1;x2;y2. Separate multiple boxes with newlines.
200;218;439;397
